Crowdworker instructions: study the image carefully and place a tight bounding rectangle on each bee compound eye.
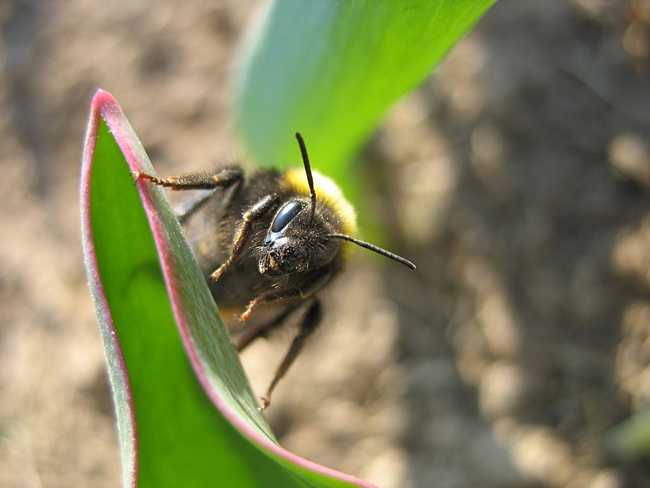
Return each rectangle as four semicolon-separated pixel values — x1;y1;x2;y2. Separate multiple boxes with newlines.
271;201;305;233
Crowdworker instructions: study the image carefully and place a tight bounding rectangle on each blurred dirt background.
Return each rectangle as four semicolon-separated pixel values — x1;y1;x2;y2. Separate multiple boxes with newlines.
1;0;650;487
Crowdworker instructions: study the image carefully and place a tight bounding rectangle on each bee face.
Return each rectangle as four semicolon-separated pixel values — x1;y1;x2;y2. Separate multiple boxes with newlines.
259;199;339;276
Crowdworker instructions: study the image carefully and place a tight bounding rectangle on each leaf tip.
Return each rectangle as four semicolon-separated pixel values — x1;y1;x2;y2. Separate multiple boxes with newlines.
92;88;116;107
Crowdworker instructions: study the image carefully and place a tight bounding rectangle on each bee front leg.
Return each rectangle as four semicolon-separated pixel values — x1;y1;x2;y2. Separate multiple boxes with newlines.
234;305;301;352
134;168;244;222
239;269;332;321
211;194;279;281
133;168;244;191
260;300;322;410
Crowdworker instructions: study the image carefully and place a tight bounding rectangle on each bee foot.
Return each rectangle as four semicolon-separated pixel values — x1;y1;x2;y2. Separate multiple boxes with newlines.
258;397;270;411
132;171;156;183
239;306;253;322
210;266;226;281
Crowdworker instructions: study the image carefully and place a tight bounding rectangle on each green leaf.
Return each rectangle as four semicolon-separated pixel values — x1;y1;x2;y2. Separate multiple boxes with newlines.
235;0;497;187
81;89;379;488
606;410;650;461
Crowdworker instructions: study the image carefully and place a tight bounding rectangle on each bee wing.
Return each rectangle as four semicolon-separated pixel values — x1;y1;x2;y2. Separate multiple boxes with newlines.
175;189;220;223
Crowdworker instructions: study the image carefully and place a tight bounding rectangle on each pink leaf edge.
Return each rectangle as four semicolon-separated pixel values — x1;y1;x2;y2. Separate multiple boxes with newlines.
80;89;139;487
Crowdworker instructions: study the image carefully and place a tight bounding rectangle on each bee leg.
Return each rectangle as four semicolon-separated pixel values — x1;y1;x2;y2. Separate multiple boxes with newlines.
260;300;322;410
134;168;245;225
133;168;244;191
240;269;331;321
211;194;279;281
234;305;301;352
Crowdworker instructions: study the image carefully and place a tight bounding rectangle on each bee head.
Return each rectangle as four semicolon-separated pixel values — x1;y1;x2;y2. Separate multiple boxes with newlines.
259;199;339;276
259;133;416;277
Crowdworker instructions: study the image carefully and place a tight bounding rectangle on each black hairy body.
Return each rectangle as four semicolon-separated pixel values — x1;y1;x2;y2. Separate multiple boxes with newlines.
180;168;346;312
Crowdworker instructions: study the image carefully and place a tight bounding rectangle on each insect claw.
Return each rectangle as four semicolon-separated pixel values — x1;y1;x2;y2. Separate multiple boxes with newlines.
132;171;157;183
258;396;270;411
237;297;261;322
239;304;254;322
210;265;227;281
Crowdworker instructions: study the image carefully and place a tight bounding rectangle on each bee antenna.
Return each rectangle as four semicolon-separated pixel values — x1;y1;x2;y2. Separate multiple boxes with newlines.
295;132;316;224
327;234;416;270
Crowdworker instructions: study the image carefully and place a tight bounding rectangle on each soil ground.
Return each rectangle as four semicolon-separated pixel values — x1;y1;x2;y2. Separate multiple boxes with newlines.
1;1;650;487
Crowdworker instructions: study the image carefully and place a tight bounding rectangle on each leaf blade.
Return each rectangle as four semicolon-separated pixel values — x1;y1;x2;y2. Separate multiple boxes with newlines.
81;89;379;488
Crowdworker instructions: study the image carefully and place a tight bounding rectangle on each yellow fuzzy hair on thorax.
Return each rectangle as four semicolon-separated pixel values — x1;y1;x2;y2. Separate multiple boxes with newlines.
283;167;358;238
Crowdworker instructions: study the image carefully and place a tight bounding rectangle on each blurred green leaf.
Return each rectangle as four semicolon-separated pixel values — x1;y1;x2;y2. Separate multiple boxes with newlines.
607;410;650;461
236;0;497;188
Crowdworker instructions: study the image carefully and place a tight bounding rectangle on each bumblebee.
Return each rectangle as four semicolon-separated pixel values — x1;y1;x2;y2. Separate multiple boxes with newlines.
135;133;415;408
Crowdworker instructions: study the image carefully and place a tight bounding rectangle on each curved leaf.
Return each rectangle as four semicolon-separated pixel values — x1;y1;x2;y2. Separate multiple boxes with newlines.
81;89;378;488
